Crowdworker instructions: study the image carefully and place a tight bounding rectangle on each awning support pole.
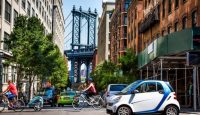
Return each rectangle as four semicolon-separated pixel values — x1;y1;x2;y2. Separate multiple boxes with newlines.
193;66;197;111
160;59;163;80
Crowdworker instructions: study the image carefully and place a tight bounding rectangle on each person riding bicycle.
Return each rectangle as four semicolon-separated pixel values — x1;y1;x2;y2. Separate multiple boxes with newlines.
0;80;18;107
83;77;96;101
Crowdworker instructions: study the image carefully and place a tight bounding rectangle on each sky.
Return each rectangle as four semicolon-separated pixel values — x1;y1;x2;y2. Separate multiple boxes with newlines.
63;0;103;70
63;0;103;51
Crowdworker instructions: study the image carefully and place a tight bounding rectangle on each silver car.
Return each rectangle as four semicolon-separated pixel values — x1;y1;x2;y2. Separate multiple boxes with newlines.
104;84;127;104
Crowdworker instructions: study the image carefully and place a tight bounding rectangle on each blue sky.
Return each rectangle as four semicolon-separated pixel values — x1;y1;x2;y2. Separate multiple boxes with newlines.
63;0;103;70
63;0;102;50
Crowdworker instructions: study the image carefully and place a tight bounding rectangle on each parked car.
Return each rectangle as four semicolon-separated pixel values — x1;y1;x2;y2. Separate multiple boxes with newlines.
103;84;127;104
57;91;76;107
106;80;180;115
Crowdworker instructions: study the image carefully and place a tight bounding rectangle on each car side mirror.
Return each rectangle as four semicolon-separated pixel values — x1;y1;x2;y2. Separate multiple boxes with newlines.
159;90;164;94
131;90;139;94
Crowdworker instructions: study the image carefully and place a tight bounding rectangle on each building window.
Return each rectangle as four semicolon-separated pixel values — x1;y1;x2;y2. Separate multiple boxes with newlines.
42;6;44;17
168;0;172;14
44;11;46;20
124;39;127;49
162;0;165;18
13;10;18;25
175;0;179;9
32;8;35;17
49;5;51;14
192;11;197;28
0;0;2;15
4;32;9;51
167;26;172;34
15;0;19;3
39;1;41;13
182;16;187;29
11;66;16;83
2;65;8;83
144;0;147;9
36;0;38;8
162;30;166;36
124;15;127;25
22;0;26;9
5;0;11;23
27;1;31;16
174;22;178;32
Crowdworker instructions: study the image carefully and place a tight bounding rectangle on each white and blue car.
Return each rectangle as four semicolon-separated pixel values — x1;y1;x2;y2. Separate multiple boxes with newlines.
106;80;180;115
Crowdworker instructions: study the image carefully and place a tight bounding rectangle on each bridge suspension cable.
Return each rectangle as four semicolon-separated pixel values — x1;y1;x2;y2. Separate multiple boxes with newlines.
64;20;73;31
65;37;72;44
64;12;72;22
64;31;72;39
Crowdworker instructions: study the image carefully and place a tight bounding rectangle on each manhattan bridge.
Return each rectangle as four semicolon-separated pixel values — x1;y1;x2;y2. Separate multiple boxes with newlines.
64;6;98;83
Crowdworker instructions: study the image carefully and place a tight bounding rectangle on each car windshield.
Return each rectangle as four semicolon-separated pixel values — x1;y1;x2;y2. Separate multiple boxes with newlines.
120;80;142;94
110;85;127;91
61;91;75;96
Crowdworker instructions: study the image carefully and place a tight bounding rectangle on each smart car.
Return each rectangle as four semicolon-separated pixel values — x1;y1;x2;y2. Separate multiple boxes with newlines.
106;80;180;115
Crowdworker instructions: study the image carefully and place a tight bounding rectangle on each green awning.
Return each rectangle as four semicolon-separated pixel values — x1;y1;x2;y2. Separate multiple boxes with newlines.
138;28;200;68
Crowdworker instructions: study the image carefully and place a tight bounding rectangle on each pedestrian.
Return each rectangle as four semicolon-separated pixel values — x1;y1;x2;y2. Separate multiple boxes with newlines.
188;80;193;107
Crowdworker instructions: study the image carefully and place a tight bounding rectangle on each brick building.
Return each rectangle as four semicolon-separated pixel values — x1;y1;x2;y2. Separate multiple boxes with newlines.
109;0;131;63
128;0;200;109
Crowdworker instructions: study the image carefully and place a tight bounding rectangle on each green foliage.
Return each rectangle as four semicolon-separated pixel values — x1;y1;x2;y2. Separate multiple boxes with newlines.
91;61;118;91
91;49;138;91
118;49;138;82
6;15;68;90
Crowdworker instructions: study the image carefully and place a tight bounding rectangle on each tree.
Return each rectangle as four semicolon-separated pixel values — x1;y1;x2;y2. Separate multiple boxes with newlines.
118;49;138;83
6;16;68;99
91;49;139;91
91;61;120;91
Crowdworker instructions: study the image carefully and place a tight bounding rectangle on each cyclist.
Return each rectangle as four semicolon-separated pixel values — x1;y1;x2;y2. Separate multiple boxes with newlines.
0;80;18;107
83;77;96;101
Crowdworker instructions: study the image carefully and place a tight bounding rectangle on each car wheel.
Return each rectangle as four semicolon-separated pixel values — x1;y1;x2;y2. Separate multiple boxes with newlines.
117;106;132;115
164;105;179;115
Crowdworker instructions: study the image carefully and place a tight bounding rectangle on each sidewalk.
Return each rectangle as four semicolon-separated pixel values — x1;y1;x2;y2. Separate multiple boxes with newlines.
181;108;200;114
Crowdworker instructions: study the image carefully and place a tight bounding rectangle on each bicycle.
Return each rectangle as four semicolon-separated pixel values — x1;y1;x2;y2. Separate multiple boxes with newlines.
72;91;104;110
0;93;25;112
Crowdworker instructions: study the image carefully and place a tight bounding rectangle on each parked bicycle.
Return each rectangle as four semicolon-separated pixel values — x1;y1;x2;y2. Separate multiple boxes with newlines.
0;93;25;112
72;91;104;110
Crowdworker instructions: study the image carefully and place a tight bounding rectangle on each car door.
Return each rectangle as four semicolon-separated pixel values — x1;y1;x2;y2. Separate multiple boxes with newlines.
131;82;164;113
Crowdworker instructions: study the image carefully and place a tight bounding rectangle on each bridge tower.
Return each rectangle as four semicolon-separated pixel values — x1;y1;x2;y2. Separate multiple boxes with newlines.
64;6;97;83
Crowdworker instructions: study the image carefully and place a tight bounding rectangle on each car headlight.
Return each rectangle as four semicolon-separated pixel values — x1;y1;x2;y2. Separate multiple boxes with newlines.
112;96;122;103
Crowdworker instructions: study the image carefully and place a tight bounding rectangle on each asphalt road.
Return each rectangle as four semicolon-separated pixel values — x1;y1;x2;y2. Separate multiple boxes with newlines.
0;106;199;115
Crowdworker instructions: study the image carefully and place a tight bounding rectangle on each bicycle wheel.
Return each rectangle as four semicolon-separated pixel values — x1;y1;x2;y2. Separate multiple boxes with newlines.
34;101;42;111
0;100;6;112
13;99;25;112
92;96;103;110
72;96;85;110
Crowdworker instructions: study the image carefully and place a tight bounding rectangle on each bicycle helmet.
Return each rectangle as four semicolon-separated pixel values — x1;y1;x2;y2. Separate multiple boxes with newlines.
87;77;93;82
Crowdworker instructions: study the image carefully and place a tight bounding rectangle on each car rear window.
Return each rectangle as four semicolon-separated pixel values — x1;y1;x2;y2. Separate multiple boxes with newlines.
110;85;127;91
165;82;175;92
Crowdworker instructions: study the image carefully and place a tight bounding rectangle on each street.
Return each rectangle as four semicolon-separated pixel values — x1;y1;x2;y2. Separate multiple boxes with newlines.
0;107;199;115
